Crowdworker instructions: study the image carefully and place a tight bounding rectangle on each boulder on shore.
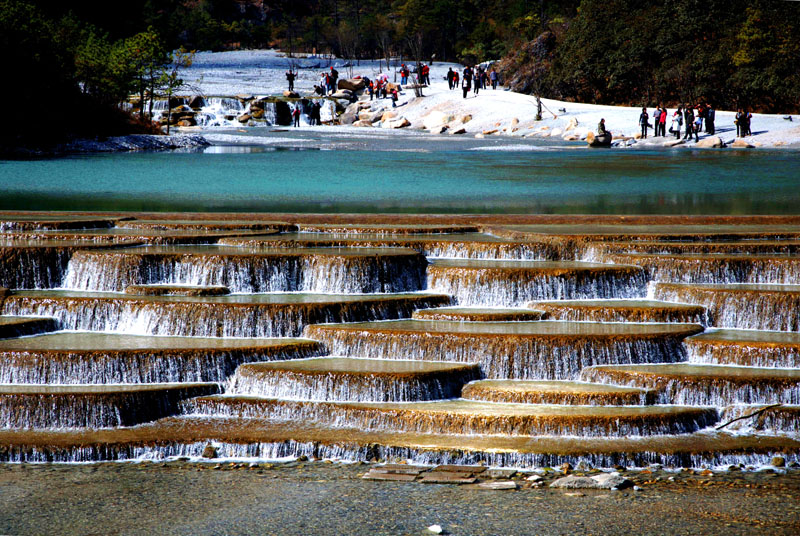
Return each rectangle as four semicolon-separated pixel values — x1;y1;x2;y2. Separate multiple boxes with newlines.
423;111;454;131
283;90;300;99
386;117;411;129
381;111;397;122
352;120;373;127
731;139;754;149
338;79;367;92
696;136;725;148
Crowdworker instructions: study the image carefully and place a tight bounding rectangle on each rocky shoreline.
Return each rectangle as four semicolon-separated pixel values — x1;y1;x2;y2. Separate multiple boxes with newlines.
4;134;211;159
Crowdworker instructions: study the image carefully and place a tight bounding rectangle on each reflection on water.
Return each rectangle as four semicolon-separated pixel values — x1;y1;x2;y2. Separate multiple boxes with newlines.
1;132;799;214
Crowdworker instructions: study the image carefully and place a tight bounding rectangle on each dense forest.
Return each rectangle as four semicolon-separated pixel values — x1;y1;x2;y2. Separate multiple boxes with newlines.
2;0;799;146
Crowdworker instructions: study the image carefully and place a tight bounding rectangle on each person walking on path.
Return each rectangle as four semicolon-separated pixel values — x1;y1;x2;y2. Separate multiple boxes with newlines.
462;70;471;99
658;107;667;136
391;87;399;108
683;106;696;141
447;68;454;89
639;107;649;139
473;70;481;95
453;70;460;90
490;69;498;90
286;70;296;91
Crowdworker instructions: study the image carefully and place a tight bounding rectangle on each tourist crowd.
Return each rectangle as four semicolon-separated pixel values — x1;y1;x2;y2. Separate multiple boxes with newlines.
638;104;753;140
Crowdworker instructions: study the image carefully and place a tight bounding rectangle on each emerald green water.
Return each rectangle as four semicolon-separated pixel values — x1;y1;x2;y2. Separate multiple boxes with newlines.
2;142;799;213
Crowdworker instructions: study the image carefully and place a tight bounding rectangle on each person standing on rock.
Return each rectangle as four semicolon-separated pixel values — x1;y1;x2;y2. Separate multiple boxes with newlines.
292;105;301;127
391;87;399;108
329;67;339;94
651;106;660;136
639;107;649;139
658;107;667;136
671;106;683;138
400;64;408;85
286;70;296;92
735;108;744;137
706;103;715;135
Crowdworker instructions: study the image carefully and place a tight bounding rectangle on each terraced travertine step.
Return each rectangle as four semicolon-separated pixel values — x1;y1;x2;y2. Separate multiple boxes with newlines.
118;219;297;232
427;259;646;307
297;223;480;235
720;404;800;433
0;333;322;384
303;320;704;379
0;240;129;289
581;364;800;406
0;416;797;466
603;253;800;284
220;232;557;260
228;358;481;402
184;396;717;437
686;329;800;368
1;228;273;245
0;215;118;231
0;383;220;429
124;284;231;296
1;290;452;338
585;240;800;261
461;380;656;406
0;316;59;339
412;307;546;322
63;245;428;293
485;224;800;244
654;282;800;331
528;299;706;324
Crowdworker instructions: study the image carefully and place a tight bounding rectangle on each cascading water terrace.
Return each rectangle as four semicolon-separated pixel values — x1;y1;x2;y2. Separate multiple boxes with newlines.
62;246;428;294
1;216;800;469
426;259;648;307
303;320;703;380
226;358;482;402
1;291;452;338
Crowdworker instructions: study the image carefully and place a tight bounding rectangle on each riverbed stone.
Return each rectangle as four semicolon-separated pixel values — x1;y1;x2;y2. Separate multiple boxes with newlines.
771;456;786;467
550;475;598;489
696;136;724;148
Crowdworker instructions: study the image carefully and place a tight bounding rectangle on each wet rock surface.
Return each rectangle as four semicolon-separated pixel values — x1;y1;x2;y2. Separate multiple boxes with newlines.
1;461;800;536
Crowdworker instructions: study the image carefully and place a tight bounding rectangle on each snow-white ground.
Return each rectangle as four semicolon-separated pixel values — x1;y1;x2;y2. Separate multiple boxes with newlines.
181;49;800;149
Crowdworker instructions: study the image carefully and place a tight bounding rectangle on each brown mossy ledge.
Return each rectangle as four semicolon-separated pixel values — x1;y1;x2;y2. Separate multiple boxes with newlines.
1;291;453;338
588;240;800;259
124;285;231;297
296;223;481;235
654;283;800;332
687;329;800;368
461;379;656;406
0;417;797;467
426;259;647;307
228;358;481;402
1;228;274;245
0;241;135;290
65;246;428;294
118;219;296;232
0;316;59;339
183;396;717;437
219;232;561;261
0;333;323;384
603;252;800;285
0;383;220;429
412;307;546;322
483;224;800;243
0;216;117;231
581;364;800;406
720;404;800;433
529;299;707;325
303;320;704;380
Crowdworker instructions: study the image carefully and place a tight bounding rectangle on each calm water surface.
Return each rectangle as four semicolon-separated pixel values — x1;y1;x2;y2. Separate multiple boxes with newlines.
2;132;798;213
